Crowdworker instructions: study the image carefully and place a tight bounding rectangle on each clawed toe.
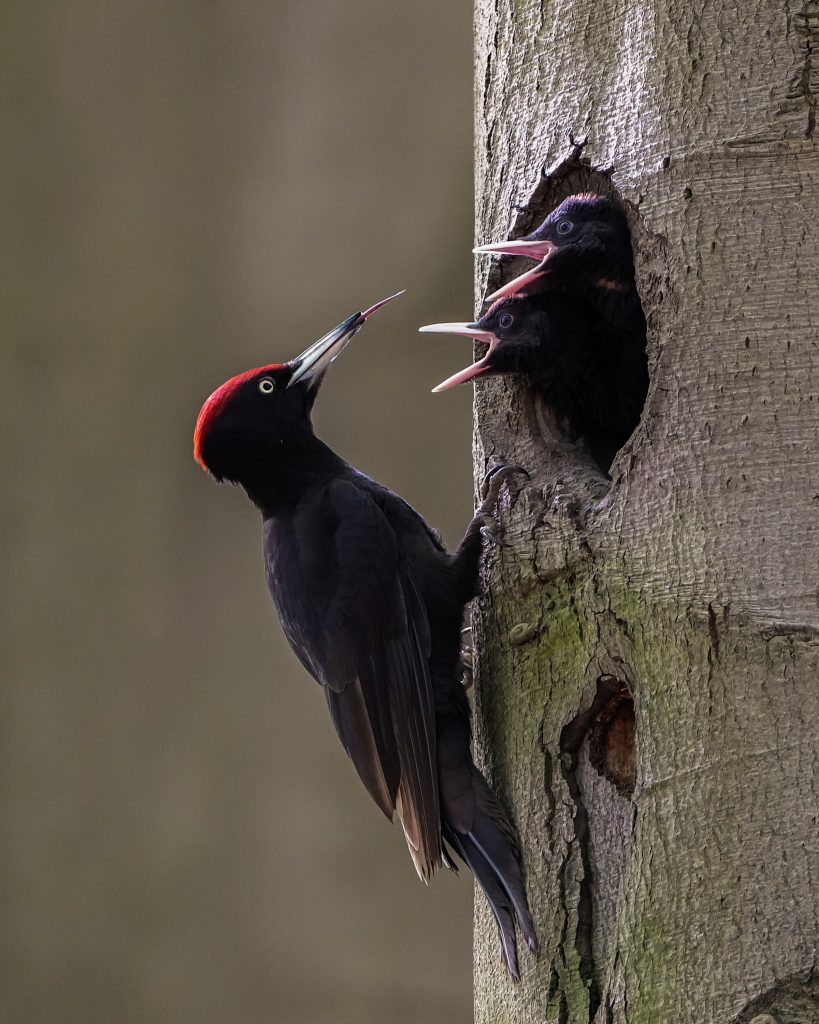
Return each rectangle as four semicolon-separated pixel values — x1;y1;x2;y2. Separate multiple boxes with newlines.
477;463;530;524
480;523;503;548
480;462;530;503
459;646;474;689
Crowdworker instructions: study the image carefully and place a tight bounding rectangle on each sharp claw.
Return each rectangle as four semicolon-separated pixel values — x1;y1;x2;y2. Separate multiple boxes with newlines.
460;647;474;690
479;462;530;508
468;462;530;553
480;524;507;548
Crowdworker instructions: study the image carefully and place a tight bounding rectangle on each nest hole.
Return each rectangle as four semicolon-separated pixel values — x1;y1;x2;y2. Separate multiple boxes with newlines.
484;145;665;477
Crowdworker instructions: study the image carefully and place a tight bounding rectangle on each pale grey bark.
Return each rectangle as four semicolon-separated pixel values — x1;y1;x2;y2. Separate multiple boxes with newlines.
471;2;819;1022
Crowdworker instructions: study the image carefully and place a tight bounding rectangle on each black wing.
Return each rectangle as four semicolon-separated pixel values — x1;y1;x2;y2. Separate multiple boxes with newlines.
264;478;442;879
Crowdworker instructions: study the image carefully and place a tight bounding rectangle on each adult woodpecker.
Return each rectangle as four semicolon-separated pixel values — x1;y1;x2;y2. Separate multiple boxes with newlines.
420;194;648;469
193;293;537;979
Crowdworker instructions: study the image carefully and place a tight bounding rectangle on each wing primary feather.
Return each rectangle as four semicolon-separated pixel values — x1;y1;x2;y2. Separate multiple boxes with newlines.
325;681;396;820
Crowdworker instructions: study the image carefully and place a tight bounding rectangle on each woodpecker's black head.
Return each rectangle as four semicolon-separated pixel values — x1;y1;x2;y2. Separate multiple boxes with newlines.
194;292;402;485
475;194;634;301
419;295;554;391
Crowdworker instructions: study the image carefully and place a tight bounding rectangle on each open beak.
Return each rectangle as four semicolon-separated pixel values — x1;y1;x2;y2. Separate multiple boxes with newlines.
417;322;499;392
287;290;404;389
474;238;556;301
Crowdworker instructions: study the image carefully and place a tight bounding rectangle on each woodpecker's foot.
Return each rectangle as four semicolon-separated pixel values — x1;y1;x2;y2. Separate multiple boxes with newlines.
472;463;529;549
460;627;474;689
460;647;474;689
480;524;503;548
477;463;530;519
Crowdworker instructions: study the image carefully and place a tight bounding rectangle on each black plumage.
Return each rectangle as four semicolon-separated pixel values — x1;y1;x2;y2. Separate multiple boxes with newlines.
194;295;537;978
420;194;648;470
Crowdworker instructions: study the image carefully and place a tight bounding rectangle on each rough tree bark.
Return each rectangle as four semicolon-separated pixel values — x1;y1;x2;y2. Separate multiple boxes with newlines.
470;2;818;1022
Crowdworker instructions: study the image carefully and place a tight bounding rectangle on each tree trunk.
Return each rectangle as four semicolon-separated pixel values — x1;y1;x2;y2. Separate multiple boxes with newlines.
471;2;818;1022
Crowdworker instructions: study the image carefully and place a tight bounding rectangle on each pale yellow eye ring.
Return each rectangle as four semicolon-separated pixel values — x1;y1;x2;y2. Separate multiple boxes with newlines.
258;378;275;394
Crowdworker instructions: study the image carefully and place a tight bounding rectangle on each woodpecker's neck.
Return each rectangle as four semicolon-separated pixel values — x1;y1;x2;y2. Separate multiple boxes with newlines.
242;431;346;517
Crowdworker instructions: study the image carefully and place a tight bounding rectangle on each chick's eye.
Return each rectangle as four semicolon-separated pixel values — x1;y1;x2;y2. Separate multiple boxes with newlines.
557;219;573;236
499;313;514;329
258;377;276;394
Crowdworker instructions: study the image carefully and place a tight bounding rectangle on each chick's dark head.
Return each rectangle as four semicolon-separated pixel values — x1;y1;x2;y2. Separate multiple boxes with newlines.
476;194;634;301
419;295;555;391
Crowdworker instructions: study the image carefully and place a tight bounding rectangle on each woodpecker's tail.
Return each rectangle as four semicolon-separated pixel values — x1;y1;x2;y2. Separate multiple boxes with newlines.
434;674;536;979
442;766;537;981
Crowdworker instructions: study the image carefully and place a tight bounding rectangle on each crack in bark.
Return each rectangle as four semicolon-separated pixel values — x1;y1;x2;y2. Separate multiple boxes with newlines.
558;990;569;1024
708;600;721;661
557;745;601;1023
482;51;493;113
551;676;637;1020
553;834;575;1024
785;1;818;138
543;697;602;1023
539;722;557;828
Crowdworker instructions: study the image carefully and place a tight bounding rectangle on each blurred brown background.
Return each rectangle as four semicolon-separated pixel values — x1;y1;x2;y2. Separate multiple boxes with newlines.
1;3;476;1022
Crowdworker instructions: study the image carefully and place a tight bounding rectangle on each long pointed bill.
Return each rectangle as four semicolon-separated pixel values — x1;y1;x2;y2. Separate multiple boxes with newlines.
287;290;404;389
360;290;405;320
474;238;557;302
473;239;556;261
417;322;499;392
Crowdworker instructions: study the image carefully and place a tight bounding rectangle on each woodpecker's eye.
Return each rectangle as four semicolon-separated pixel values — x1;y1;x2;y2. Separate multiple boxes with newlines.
499;313;514;329
557;220;573;236
258;377;276;394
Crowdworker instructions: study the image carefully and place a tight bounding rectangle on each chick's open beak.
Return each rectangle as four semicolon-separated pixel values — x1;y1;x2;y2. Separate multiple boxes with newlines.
417;322;499;392
474;238;557;302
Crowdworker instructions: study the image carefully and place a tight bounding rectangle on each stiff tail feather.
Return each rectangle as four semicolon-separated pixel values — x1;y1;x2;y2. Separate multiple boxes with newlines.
443;768;537;980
